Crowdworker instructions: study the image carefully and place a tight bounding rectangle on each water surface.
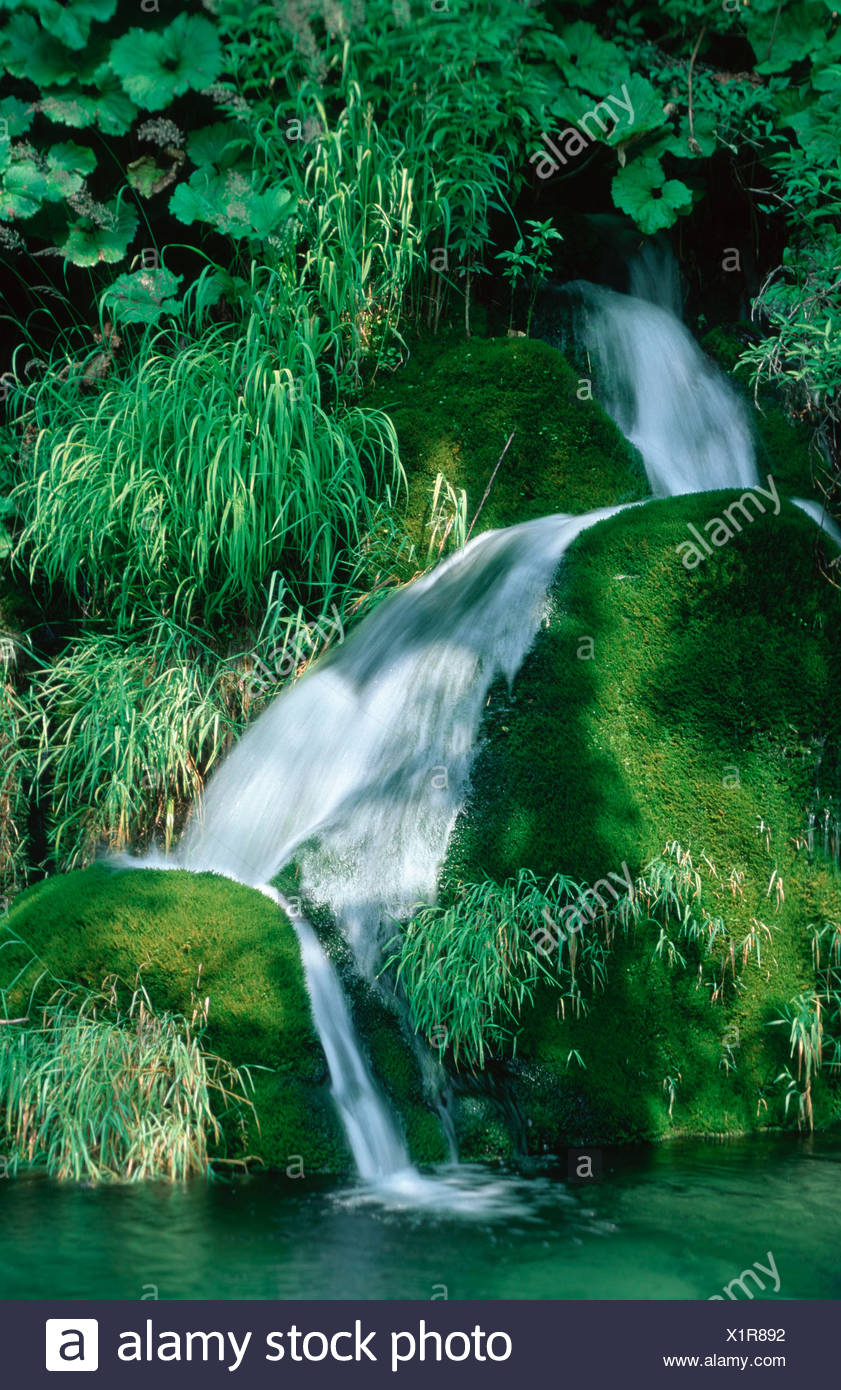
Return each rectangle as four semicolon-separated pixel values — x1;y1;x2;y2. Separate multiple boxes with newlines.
2;1133;838;1301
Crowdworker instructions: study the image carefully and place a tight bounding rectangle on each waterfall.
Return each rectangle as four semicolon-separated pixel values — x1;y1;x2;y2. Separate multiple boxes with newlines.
162;260;838;1189
175;508;620;1181
256;887;408;1180
555;278;841;540
628;239;683;318
180;508;621;970
551;280;759;497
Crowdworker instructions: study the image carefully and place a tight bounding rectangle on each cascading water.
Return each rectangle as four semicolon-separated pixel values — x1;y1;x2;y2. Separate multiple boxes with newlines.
161;258;838;1193
545;265;841;541
258;886;407;1180
548;280;759;497
176;508;622;1188
181;508;619;967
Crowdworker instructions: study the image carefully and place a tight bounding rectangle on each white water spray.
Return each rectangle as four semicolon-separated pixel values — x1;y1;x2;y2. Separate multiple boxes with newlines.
560;281;759;497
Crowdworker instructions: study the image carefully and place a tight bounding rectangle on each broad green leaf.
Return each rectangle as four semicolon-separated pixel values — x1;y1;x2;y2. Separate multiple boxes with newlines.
40;70;137;135
606;72;666;143
30;0;117;51
811;63;841;91
42;141;98;201
0;13;78;86
58;201;138;266
170;168;293;239
612;157;693;234
186;123;249;169
47;142;97;176
247;185;297;239
0;97;34;139
0;161;48;220
101;267;183;325
745;0;832;74
661;110;718;159
558;21;629;96
110;15;223;111
787;96;841;162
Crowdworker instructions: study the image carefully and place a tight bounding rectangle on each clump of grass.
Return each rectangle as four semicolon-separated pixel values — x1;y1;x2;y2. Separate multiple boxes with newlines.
14;631;247;869
770;918;841;1129
0;973;253;1183
425;472;468;563
390;842;791;1076
10;267;404;643
0;680;29;899
384;868;595;1070
625;843;775;1003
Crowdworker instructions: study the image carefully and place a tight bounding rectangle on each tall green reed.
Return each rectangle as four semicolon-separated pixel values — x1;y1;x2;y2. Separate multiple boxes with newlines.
0;974;254;1182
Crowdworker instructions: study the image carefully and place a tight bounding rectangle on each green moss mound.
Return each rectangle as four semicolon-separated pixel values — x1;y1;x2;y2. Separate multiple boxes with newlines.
446;494;841;1148
0;866;352;1174
369;334;648;553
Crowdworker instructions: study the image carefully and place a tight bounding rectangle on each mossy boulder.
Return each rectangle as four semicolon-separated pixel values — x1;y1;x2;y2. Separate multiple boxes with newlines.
0;865;353;1174
368;334;648;556
446;494;841;1150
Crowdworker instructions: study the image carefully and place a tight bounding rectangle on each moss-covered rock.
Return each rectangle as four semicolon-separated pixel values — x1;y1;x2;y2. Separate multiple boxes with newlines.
368;334;648;556
0;865;353;1174
445;493;841;1149
452;1093;515;1164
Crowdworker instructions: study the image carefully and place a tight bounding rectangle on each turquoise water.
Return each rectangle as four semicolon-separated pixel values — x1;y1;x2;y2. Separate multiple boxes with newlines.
1;1133;839;1301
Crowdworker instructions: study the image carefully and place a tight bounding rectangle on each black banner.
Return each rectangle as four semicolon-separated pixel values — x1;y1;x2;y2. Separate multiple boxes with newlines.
3;1299;826;1386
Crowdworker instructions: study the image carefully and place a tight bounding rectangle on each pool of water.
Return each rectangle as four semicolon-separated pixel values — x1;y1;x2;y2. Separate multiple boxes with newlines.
2;1133;839;1301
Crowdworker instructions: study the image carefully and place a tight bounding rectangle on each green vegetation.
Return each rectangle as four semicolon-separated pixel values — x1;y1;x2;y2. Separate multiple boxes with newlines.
387;869;590;1069
11;272;404;638
435;495;841;1148
370;334;648;558
0;981;251;1182
0;866;352;1175
1;0;841;1176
